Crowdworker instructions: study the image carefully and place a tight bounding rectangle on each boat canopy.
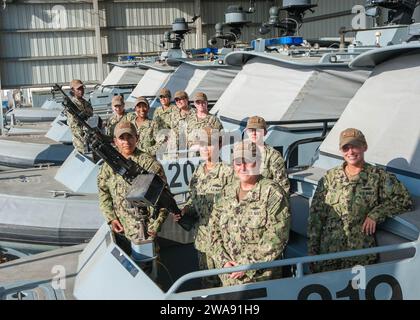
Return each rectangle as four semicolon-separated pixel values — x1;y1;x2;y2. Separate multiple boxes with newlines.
41;99;63;110
159;62;240;102
210;56;370;123
0;140;73;167
320;52;420;178
101;65;146;87
6;108;61;122
128;68;174;100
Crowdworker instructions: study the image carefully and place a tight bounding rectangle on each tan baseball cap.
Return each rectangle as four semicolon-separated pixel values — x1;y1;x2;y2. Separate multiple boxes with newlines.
233;140;260;163
339;128;367;149
111;95;124;106
158;88;171;98
174;90;188;100
246;116;267;130
114;121;137;138
193;92;208;102
134;96;150;108
70;79;84;89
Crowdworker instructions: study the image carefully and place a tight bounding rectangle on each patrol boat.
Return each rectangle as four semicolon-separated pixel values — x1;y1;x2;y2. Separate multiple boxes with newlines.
88;62;147;115
123;10;251;113
0;60;148;169
0;9;251;251
213;0;419;167
0;41;419;300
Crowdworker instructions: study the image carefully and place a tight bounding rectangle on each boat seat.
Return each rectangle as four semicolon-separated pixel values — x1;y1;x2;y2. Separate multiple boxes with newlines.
284;193;310;259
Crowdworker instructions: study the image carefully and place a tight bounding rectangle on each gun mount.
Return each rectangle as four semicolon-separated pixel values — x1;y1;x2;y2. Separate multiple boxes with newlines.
209;1;255;48
160;17;199;50
259;0;317;36
51;84;194;231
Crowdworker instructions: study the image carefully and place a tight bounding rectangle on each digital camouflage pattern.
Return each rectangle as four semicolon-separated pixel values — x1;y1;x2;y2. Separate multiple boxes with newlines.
259;144;290;195
209;178;291;286
67;97;93;153
183;161;234;287
186;113;223;148
164;107;196;157
197;250;220;288
153;105;176;130
184;162;234;253
105;112;135;139
168;106;195;132
308;162;413;273
131;118;161;156
97;148;168;240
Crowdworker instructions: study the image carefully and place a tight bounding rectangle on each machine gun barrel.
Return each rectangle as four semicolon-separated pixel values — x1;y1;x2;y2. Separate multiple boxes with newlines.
52;84;141;181
52;84;193;230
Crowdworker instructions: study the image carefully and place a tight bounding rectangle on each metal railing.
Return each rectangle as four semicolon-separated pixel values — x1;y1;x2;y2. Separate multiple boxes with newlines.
165;240;418;296
283;118;338;168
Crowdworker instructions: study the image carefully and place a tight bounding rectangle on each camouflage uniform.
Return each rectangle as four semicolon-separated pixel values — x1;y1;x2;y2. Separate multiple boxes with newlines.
164;107;196;158
97;148;168;240
153;105;176;130
67;97;93;153
186;113;224;148
308;162;413;273
132;118;160;156
209;178;291;286
105;112;135;139
259;144;290;195
184;162;234;287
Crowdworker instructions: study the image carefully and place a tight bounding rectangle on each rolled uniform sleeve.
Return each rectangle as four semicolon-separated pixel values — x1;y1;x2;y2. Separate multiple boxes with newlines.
211;116;224;131
307;177;328;256
147;208;168;234
143;121;162;157
367;172;413;224
97;164;117;223
182;170;199;218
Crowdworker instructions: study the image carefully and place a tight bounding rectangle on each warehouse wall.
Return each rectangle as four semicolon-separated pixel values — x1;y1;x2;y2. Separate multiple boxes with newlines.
0;0;279;89
1;0;418;89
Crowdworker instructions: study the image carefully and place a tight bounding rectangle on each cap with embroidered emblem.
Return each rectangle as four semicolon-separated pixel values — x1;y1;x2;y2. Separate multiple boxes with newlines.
114;121;137;138
246;116;267;130
111;95;124;106
134;96;150;108
158;88;171;98
339;128;367;149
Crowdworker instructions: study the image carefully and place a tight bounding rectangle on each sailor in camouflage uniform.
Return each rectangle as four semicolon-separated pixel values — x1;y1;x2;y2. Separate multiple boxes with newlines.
173;127;234;287
97;121;168;244
67;79;93;154
131;96;161;157
245;116;290;194
105;95;135;139
186;92;223;151
308;128;413;273
152;88;176;130
164;90;195;158
209;140;291;286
